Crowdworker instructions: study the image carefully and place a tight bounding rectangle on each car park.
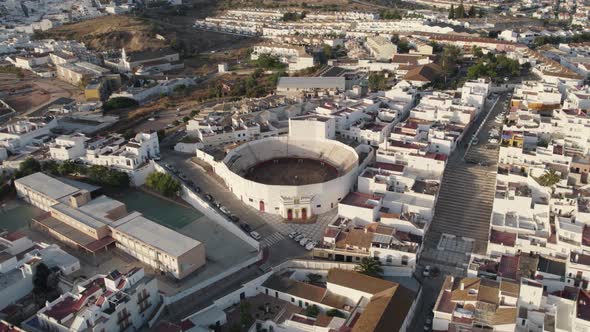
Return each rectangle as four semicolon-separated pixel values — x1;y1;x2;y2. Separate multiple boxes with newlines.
250;231;261;240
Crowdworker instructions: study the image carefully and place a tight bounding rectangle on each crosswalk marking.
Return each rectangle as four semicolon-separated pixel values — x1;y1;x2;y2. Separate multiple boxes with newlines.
260;232;285;248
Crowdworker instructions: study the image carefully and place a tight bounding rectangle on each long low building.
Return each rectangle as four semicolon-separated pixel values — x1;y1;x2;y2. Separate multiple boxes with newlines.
15;172;205;279
277;77;346;98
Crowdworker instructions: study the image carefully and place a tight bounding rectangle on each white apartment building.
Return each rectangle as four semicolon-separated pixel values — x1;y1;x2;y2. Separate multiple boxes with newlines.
84;132;159;171
187;117;263;147
48;133;88;161
289;114;336;140
365;35;397;61
0;117;58;152
461;78;491;110
0;231;80;311
34;268;162;332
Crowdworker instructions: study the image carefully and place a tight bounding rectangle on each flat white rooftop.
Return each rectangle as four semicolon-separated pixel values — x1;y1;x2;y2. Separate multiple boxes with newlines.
15;173;80;200
114;214;202;257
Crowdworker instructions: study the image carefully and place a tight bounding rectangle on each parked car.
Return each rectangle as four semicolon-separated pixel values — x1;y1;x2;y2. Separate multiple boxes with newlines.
471;137;479;145
240;223;252;232
194;186;201;193
288;231;299;239
305;241;317;251
229;214;240;223
219;206;231;215
153;155;161;161
294;234;304;242
299;237;309;246
204;194;213;201
488;138;499;144
250;231;261;240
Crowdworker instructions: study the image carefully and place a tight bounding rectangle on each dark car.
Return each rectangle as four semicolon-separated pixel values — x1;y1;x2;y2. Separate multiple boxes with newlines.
229;214;240;223
194;186;201;193
204;194;213;201
240;223;252;232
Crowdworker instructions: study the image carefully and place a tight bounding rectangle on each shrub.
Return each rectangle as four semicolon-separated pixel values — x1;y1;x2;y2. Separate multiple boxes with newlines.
145;172;181;197
103;97;138;111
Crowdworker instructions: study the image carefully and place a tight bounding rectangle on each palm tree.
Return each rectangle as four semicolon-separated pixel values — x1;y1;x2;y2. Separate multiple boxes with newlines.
536;169;560;187
355;257;384;278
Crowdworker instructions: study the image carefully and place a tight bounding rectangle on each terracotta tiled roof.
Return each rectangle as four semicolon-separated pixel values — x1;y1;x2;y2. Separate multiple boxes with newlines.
327;269;397;295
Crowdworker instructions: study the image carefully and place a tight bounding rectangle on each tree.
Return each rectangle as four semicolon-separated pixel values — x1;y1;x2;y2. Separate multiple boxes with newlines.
33;263;51;294
456;0;465;19
16;158;42;178
439;45;461;84
536;169;561;187
326;309;346;318
448;5;455;19
304;304;320;317
368;73;388;91
478;7;485;18
190;110;199;117
103;97;138;111
355;257;384;278
157;129;166;141
306;273;323;285
468;6;476;18
173;120;180;126
41;160;59;176
86;165;129;188
145;172;181;197
182;116;190;123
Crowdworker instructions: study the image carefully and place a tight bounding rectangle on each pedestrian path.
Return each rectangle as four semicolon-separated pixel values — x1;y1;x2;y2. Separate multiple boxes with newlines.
260;232;285;248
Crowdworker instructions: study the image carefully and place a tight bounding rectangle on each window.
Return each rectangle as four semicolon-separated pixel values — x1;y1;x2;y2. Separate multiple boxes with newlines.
386;255;393;263
291;297;295;303
401;255;408;266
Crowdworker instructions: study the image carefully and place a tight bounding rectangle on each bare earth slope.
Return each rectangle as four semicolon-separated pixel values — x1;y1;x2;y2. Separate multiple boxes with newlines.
44;16;166;52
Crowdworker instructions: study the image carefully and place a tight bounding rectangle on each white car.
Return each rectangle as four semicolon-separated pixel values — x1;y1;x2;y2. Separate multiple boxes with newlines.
219;206;231;215
299;237;309;246
250;231;261;240
488;138;499;144
471;138;479;145
305;241;317;251
294;234;304;242
288;231;299;239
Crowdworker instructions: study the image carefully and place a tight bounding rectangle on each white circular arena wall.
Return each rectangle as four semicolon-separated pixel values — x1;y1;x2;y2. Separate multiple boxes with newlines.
214;136;359;218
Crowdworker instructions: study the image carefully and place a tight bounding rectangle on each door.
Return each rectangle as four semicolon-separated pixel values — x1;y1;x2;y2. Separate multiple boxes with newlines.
287;209;293;220
301;208;307;220
259;200;265;212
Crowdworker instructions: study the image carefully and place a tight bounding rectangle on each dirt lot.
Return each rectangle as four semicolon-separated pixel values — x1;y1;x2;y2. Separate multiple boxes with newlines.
0;72;83;114
42;15;167;52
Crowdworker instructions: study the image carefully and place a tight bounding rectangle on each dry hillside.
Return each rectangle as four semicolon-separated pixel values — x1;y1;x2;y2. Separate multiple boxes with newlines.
44;16;167;52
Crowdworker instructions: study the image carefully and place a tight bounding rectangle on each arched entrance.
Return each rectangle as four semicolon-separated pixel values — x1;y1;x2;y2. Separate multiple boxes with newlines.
259;200;265;212
301;208;307;220
287;209;293;220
